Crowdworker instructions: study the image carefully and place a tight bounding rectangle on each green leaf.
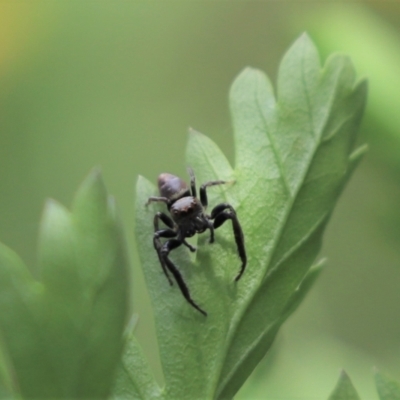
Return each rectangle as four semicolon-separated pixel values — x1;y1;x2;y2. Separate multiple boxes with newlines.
133;33;367;399
328;370;361;400
112;333;161;400
375;370;400;400
0;169;129;398
308;5;400;170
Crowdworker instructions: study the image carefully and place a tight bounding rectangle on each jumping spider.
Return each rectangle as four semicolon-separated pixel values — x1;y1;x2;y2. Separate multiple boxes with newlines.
146;169;246;316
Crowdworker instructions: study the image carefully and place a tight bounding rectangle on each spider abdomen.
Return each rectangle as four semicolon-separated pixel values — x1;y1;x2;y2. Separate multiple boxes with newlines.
158;173;189;201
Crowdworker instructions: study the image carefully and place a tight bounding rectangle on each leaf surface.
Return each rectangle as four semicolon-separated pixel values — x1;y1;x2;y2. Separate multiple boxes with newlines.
133;34;367;399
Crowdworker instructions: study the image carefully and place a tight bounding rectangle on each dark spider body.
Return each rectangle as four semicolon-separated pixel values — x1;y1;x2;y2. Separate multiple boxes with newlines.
146;170;247;316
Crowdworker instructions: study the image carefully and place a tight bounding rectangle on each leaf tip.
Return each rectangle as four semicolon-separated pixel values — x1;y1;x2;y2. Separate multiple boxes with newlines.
136;175;156;202
136;174;149;187
347;144;368;178
81;166;105;192
313;257;327;271
339;368;349;379
349;144;368;163
73;168;108;212
43;197;59;211
39;198;72;254
90;165;103;178
42;198;70;221
328;369;361;400
187;127;219;155
291;31;317;53
123;313;140;338
355;76;369;90
188;126;203;138
298;31;313;43
230;66;267;91
240;66;262;76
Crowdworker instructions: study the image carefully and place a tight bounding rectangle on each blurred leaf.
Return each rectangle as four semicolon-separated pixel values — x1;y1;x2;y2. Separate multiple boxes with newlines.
307;4;400;169
328;370;361;400
132;33;366;399
375;370;400;400
0;170;129;398
112;333;161;400
281;258;326;319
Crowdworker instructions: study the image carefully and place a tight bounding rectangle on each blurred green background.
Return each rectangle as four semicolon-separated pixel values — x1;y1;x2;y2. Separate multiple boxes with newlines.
1;2;400;399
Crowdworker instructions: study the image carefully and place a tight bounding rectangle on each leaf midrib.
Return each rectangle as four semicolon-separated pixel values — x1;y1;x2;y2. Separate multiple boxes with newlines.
213;53;345;398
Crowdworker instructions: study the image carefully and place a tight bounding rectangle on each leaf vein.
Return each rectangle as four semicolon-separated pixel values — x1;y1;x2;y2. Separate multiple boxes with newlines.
256;93;291;196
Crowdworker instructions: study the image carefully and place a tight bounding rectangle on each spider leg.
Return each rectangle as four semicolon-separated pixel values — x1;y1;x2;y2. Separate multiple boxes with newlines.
154;211;174;230
153;229;177;285
208;220;215;243
146;196;170;207
183;239;196;252
152;212;177;285
154;212;196;252
211;203;247;281
200;180;231;209
187;167;197;198
161;239;207;316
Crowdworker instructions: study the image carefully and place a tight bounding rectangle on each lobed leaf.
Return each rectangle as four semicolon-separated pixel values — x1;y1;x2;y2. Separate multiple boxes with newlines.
132;33;367;399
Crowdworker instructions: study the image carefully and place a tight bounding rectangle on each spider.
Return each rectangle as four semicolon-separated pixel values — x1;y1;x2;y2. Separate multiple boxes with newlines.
146;169;246;316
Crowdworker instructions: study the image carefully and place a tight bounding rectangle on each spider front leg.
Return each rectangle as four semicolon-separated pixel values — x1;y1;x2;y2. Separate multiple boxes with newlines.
160;238;207;316
152;211;177;285
211;203;247;281
200;179;230;209
146;196;170;207
153;227;177;286
188;167;197;198
154;211;174;230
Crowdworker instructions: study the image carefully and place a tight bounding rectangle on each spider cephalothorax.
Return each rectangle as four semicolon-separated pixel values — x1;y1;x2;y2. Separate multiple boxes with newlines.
146;169;246;316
